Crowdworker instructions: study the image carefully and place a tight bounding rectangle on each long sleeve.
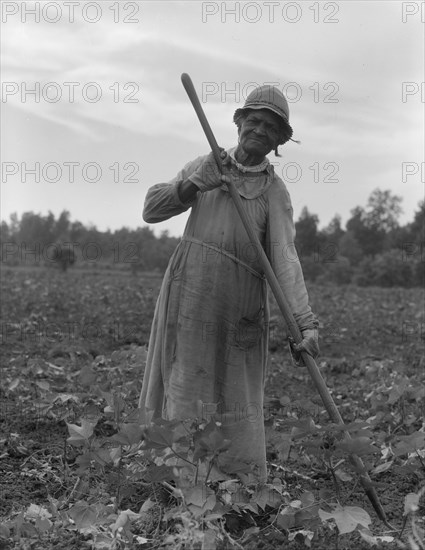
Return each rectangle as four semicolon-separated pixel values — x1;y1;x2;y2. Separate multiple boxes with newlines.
266;176;318;332
143;155;206;223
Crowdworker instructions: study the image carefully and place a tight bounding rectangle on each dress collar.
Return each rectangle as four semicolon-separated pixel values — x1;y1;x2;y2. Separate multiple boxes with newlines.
219;147;274;200
228;147;270;173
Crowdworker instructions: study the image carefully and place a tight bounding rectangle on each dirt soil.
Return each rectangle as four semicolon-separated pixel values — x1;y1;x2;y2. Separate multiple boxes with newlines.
1;267;424;549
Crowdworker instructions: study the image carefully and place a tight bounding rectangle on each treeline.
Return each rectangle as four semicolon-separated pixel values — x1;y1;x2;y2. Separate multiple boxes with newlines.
0;210;180;273
294;189;423;287
1;188;423;286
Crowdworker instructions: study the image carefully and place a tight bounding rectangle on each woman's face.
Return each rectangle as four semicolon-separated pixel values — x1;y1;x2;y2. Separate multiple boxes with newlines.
238;109;281;158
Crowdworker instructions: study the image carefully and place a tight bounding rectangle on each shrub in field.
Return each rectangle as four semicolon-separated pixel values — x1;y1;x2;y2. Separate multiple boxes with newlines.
338;231;364;266
300;249;423;288
355;250;422;288
298;255;326;282
299;254;354;285
315;256;353;285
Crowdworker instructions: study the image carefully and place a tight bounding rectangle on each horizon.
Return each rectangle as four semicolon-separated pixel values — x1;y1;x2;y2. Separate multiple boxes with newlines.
2;186;420;238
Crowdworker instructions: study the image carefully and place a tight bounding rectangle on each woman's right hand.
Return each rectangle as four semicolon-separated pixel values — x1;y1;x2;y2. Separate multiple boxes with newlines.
188;149;235;193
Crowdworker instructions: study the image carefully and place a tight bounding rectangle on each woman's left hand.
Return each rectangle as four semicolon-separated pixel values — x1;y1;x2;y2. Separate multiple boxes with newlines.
290;329;320;361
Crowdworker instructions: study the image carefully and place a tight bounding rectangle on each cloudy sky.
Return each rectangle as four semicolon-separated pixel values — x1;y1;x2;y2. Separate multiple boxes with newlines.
1;0;423;236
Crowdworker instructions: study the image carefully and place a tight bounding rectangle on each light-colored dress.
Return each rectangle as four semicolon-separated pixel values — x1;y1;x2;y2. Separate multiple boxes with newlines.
139;148;317;482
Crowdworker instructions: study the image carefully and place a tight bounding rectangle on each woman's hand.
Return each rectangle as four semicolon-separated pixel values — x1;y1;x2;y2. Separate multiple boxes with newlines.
288;329;320;365
296;329;320;358
188;149;234;192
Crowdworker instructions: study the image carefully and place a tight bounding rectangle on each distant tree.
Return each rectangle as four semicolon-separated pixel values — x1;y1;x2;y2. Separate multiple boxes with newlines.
45;211;56;242
338;230;364;265
346;189;403;257
55;210;71;239
295;207;320;257
1;221;10;242
346;206;373;255
322;214;344;242
406;200;425;244
70;220;85;242
319;214;345;258
365;188;403;232
9;213;19;236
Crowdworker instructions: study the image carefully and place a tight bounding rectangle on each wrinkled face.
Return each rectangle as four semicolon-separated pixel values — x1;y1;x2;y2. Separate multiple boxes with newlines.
238;109;282;157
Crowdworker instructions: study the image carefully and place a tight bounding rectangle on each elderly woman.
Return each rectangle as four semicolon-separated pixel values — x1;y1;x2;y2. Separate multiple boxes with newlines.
139;85;319;483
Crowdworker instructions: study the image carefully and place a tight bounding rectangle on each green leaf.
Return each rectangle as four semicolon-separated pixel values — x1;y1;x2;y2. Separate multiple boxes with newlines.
371;461;393;476
184;484;211;507
275;434;292;461
140;498;155;513
187;493;217;518
293;399;323;416
108;446;121;467
24;504;53;533
288;529;315;545
0;523;10;539
82;403;101;421
336;437;379;456
79;365;96;387
99;390;114;409
66;419;97;444
110;509;139;533
393;432;425;456
75;452;93;474
334;469;353;482
145;464;175;482
25;503;52;520
54;393;80;404
289;417;319;439
92;448;113;466
358;528;395;546
110;423;144;446
300;491;315;508
193;420;231;461
319;505;371;534
92;533;115;549
20;521;38;538
387;378;409;404
8;378;21;391
125;407;147;424
202;528;217;550
35;517;53;533
231;487;250;507
279;395;291;406
404;493;420;515
68;501;98;529
318;488;334;502
295;505;320;527
253;485;283;511
245;503;259;514
143;425;174;449
277;506;296;530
